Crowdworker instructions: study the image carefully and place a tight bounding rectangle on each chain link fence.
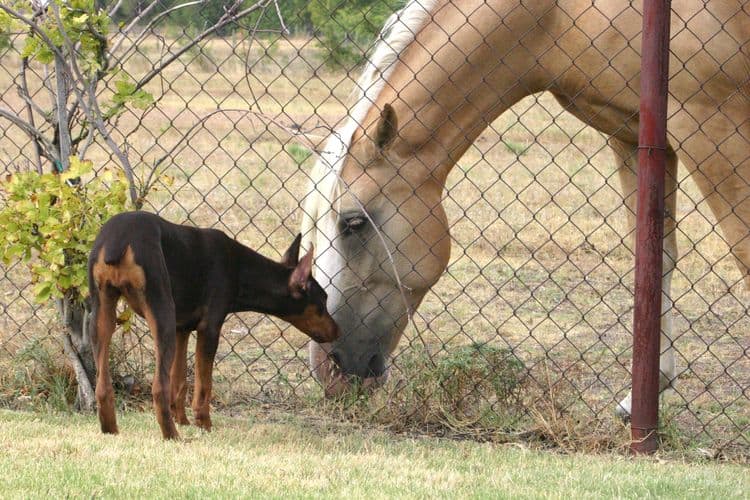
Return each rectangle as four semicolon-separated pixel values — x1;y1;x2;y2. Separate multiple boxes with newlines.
0;0;748;459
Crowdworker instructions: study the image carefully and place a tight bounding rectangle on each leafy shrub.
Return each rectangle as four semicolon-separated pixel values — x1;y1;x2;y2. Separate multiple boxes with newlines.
0;159;129;304
19;0;110;74
431;343;526;419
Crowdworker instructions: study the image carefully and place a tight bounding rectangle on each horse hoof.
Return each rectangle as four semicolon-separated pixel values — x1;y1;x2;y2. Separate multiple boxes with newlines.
614;403;631;422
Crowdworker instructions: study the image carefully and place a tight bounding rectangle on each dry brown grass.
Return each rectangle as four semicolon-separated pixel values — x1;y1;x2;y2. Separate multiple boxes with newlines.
1;32;748;458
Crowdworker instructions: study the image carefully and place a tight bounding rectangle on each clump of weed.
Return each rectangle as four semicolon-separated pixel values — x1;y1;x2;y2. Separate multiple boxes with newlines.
0;327;153;413
328;343;528;438
317;348;638;453
502;139;530;156
0;339;76;411
523;361;629;453
285;143;312;166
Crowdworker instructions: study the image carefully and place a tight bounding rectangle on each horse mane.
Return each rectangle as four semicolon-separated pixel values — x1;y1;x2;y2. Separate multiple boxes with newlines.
352;0;439;130
301;0;439;249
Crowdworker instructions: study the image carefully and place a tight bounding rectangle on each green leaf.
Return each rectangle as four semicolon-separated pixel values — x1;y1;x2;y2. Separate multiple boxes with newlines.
34;282;53;303
3;244;25;261
21;36;38;59
58;274;73;289
65;157;93;179
114;79;136;96
130;90;155;110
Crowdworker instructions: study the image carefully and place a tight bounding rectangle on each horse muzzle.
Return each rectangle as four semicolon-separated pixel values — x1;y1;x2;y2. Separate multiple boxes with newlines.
309;341;389;397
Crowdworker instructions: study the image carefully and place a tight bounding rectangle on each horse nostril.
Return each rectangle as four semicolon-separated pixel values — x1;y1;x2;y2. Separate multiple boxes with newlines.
366;352;385;378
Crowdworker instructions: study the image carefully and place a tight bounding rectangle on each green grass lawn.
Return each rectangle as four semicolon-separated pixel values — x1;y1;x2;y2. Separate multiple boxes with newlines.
0;409;747;499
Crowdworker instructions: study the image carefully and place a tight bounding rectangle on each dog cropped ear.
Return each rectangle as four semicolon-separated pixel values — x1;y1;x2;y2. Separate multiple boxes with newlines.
281;233;303;268
374;103;398;151
289;244;314;297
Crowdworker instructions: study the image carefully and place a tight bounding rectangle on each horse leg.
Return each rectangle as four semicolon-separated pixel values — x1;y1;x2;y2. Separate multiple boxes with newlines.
192;321;220;431
91;286;120;434
683;147;750;288
610;139;678;419
170;330;191;426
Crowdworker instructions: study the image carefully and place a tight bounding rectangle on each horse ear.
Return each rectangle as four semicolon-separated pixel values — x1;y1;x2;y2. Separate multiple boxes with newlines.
374;103;398;151
289;244;314;297
281;233;303;268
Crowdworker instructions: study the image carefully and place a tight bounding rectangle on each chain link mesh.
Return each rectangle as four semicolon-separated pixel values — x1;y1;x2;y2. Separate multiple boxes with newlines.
0;0;747;458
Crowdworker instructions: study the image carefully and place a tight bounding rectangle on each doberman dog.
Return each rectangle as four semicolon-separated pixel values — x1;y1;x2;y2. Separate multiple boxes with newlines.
88;211;340;439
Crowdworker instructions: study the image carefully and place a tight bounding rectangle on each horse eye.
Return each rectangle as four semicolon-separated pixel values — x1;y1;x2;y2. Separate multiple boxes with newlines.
343;215;367;234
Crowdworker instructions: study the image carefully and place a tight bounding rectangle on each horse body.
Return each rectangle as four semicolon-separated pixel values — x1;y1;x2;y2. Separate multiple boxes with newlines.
302;0;750;411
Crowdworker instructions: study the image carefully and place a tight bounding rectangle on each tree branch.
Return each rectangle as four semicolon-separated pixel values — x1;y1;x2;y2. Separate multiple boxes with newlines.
0;107;59;161
19;58;44;173
0;4;67;62
55;56;71;170
16;82;53;126
142;108;251;196
62;329;96;412
272;0;289;35
108;0;161;55
133;0;272;94
50;4;138;204
107;0;126;18
57;297;96;412
142;108;329;199
78;117;96;159
110;0;206;63
242;2;270;113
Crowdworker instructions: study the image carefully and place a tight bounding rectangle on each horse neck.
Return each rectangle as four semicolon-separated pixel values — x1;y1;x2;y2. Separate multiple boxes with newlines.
362;0;556;185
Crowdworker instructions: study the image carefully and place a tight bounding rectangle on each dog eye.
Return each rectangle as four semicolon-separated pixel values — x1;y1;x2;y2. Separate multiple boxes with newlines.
342;215;367;235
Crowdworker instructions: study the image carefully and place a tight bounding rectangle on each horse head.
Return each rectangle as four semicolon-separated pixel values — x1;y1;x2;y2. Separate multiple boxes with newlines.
302;103;451;395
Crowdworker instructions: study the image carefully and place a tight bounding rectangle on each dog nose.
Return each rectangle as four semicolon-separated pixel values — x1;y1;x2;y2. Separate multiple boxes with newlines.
366;352;385;378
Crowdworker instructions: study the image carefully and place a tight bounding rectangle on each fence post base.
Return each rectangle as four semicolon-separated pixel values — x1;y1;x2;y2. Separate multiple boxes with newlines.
631;427;658;455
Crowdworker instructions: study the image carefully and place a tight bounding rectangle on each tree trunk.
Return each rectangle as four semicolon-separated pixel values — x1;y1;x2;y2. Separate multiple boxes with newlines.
57;295;96;412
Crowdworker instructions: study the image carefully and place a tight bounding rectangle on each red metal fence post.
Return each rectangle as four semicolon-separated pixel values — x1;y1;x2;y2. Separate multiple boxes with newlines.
631;0;672;455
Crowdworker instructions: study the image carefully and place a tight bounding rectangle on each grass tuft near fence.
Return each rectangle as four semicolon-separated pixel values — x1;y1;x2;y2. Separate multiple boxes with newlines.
0;338;76;411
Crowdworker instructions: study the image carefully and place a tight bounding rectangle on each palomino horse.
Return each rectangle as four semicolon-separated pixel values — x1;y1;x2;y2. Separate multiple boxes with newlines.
300;0;749;416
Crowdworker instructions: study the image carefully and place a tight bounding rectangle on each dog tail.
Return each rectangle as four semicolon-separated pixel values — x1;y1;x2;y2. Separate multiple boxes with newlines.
103;240;129;265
